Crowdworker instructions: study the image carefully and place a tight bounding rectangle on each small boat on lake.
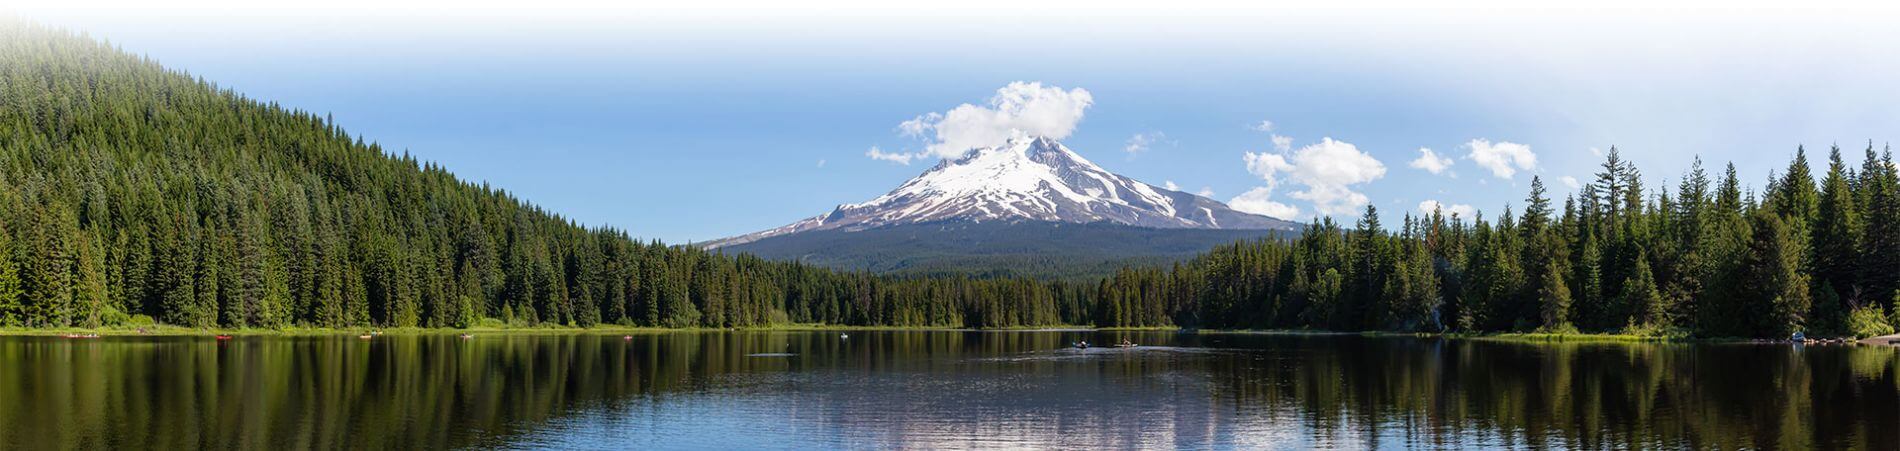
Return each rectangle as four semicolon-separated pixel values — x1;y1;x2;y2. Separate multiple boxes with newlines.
357;334;373;340
459;333;474;339
1073;341;1090;349
214;335;234;340
1112;338;1138;348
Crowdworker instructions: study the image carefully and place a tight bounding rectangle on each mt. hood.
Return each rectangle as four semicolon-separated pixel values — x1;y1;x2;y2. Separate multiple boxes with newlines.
709;136;1296;248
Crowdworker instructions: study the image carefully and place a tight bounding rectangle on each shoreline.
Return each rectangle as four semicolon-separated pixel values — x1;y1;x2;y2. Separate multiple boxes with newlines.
1;325;1889;345
0;324;1113;337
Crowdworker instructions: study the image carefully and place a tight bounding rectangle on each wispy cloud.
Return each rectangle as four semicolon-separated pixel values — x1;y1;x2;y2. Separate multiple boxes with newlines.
1271;134;1293;152
1465;138;1536;179
866;146;918;165
1409;147;1454;175
1559;175;1581;189
1124;131;1169;158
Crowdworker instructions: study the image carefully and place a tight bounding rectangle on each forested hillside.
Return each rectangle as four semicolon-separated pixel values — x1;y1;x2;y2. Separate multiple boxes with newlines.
720;220;1290;280
3;23;1894;338
0;23;1096;330
1099;147;1900;338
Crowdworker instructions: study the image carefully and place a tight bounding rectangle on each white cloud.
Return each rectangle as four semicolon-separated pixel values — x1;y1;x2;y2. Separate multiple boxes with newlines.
1243;137;1387;216
898;115;935;138
1229;187;1300;220
865;146;918;165
1589;146;1604;157
817;159;827;168
1418;200;1478;219
1250;120;1275;132
1408;147;1453;175
1465;138;1537;179
1124;131;1166;157
1559;175;1581;189
1244;152;1294;179
1271;134;1294;152
1164;180;1181;191
893;81;1094;160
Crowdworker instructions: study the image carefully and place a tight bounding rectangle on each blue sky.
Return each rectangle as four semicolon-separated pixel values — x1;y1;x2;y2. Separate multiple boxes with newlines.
19;3;1900;242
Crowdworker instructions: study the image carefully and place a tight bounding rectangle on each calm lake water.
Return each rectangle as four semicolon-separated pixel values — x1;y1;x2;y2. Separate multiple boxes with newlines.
1;331;1896;450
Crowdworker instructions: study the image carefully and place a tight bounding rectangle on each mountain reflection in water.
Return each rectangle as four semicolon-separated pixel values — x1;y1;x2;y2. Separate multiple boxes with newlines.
0;331;1895;449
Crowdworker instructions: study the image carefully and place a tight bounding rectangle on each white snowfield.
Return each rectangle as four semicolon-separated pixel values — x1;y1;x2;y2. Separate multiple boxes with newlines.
707;136;1295;248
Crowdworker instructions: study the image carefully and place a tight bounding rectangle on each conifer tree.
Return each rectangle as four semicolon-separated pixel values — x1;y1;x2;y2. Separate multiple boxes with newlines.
1537;259;1573;332
1859;147;1900;307
1773;146;1820;238
1743;209;1811;337
1623;250;1665;329
73;233;113;328
1811;146;1861;330
0;213;22;326
21;203;76;327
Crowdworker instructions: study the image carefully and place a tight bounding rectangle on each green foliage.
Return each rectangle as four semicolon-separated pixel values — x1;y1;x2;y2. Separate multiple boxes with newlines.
1121;141;1894;339
722;220;1288;280
1537;260;1573;332
0;23;1099;331
1846;303;1893;339
1622;251;1665;329
1741;209;1811;336
1859;146;1900;308
5;22;1897;339
0;211;20;326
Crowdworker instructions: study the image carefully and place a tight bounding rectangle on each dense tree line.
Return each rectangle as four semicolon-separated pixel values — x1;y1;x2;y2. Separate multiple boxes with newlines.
6;24;1897;338
1093;147;1900;338
0;24;1100;330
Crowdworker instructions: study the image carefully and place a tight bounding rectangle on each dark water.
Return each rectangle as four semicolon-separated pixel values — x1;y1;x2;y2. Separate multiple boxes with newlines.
1;331;1896;450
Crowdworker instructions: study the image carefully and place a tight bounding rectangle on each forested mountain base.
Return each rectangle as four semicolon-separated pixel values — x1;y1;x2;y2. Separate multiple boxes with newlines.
3;23;1896;338
719;220;1291;280
0;23;1094;330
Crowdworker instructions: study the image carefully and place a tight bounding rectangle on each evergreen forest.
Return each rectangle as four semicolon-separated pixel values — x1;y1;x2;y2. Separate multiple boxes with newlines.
4;23;1897;338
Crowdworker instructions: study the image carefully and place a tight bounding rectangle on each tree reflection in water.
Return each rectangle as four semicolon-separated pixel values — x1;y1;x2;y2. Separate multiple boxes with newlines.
0;332;1894;449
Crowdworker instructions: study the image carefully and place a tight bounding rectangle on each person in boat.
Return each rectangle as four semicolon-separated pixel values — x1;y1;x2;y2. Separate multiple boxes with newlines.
1074;340;1089;349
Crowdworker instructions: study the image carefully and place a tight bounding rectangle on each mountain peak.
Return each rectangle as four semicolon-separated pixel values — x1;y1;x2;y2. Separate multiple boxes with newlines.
939;135;1072;169
707;138;1297;248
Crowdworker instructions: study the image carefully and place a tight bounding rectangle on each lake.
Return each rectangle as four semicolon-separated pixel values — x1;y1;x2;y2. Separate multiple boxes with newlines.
1;331;1895;450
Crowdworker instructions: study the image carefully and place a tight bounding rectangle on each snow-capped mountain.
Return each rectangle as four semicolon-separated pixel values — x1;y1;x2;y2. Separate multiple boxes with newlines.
707;136;1296;248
